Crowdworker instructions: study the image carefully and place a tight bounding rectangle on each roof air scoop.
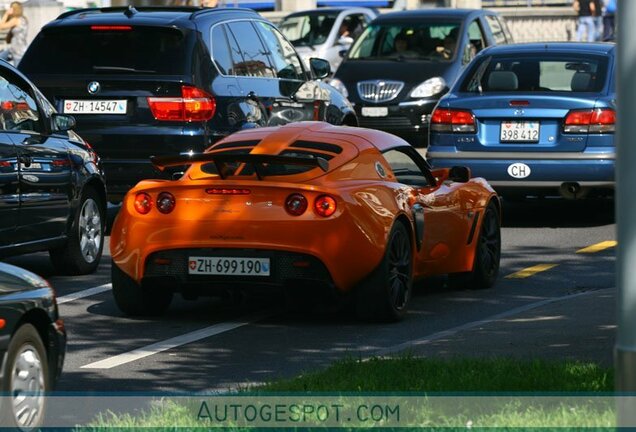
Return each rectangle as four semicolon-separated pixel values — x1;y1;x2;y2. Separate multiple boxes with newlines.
124;6;138;18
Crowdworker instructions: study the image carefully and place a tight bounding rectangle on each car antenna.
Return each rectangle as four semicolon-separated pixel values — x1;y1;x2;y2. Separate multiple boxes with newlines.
124;5;138;18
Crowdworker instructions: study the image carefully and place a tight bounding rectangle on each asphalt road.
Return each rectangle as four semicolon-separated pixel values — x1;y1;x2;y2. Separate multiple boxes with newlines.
5;198;616;394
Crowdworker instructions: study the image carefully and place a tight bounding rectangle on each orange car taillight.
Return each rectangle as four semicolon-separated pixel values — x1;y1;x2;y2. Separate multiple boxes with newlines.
314;195;337;218
156;192;176;214
430;108;476;133
148;85;216;122
564;108;615;134
134;192;152;214
285;193;307;216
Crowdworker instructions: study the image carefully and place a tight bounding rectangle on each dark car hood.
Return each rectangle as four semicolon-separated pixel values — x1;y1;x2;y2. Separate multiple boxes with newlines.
334;59;459;102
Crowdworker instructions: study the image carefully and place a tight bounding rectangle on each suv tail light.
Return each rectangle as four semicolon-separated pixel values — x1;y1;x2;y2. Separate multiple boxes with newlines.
564;108;615;133
148;85;216;122
430;108;476;133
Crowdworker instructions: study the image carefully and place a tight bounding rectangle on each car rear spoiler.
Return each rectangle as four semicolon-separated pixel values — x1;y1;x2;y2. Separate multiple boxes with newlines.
151;153;329;180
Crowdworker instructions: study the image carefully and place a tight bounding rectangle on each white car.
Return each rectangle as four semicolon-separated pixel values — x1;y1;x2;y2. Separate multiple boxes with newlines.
279;7;377;71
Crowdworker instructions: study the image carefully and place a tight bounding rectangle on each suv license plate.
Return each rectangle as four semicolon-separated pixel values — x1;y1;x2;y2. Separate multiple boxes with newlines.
63;100;127;115
500;121;540;142
188;257;271;276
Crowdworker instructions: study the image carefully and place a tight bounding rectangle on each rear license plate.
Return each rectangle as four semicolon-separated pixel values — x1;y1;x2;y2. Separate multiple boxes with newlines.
19;162;41;170
500;121;539;142
361;107;388;117
63;100;127;115
188;257;270;276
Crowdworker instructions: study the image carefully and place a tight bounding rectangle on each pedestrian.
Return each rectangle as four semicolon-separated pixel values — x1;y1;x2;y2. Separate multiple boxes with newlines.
573;0;596;42
200;0;219;7
0;2;27;66
593;0;603;41
603;0;616;41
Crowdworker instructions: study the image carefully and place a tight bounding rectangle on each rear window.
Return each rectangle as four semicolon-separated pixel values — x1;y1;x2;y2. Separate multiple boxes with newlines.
460;54;609;93
20;26;188;75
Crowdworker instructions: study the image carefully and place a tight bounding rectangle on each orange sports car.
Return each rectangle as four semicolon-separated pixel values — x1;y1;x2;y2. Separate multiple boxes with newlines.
110;122;501;321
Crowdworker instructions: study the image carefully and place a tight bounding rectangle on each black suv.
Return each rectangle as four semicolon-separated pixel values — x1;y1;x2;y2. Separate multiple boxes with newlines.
0;60;106;274
330;9;512;147
19;6;357;201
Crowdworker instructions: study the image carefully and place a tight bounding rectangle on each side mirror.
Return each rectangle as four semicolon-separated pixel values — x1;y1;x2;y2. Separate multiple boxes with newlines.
52;114;76;132
338;49;348;58
337;35;354;46
449;166;471;183
309;57;331;79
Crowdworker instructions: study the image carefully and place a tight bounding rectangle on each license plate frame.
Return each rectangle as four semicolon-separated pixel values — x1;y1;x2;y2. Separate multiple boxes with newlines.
361;107;388;117
500;121;540;143
188;256;271;276
63;99;128;115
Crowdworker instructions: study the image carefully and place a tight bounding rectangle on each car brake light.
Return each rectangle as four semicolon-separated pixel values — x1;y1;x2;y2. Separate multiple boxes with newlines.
285;193;307;216
430;108;476;133
91;25;132;31
314;195;337;217
148;85;216;122
134;192;152;215
156;192;176;214
564;108;615;133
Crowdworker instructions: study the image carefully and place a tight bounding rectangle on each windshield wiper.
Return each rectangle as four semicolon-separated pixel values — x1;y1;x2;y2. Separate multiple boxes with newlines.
93;66;157;74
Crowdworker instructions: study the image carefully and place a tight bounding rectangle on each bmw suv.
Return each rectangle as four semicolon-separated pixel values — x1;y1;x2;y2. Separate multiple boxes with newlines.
19;6;357;201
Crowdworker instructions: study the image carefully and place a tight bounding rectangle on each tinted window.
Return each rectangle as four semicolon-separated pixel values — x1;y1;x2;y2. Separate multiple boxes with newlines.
279;11;339;47
485;15;507;45
382;148;430;187
0;72;41;134
461;54;609;93
254;22;303;80
20;27;187;75
226;21;276;78
211;25;233;75
348;21;461;61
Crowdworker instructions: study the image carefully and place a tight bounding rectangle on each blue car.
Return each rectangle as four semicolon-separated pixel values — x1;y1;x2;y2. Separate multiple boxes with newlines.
427;43;615;199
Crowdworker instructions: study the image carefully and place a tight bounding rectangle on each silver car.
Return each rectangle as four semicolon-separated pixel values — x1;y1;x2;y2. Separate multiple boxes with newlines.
279;7;377;71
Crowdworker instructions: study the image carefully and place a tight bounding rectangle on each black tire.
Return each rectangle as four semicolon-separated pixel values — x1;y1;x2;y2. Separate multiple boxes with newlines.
0;324;49;430
49;186;105;275
356;222;413;322
448;202;501;290
112;263;173;316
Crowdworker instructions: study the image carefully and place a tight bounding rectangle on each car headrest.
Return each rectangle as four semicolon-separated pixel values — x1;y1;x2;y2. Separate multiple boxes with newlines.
487;71;518;91
571;72;592;92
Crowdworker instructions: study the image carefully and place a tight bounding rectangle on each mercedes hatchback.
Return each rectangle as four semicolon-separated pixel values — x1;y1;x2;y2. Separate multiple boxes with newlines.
427;43;615;199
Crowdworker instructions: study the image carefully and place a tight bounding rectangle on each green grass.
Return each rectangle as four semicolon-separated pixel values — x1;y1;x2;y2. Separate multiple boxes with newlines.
259;356;614;393
81;357;616;430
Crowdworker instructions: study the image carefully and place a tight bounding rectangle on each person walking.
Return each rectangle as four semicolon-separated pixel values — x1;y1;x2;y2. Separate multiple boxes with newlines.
0;2;27;66
603;0;617;41
574;0;596;42
593;0;603;41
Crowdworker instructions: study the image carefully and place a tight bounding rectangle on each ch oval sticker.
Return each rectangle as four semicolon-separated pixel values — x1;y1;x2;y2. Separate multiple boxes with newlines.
507;163;531;179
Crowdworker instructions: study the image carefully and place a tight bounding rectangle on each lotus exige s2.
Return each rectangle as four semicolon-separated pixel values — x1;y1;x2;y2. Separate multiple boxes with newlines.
110;122;501;321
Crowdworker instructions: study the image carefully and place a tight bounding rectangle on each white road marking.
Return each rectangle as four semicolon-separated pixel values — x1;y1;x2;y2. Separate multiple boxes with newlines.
373;288;612;357
57;283;112;305
81;312;272;370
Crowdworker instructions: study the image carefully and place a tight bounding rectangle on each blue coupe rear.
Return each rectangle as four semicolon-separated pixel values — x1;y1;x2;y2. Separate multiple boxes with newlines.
427;43;615;199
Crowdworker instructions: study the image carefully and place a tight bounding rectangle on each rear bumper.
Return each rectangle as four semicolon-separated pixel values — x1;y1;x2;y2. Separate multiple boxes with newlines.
143;249;336;298
428;149;615;194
